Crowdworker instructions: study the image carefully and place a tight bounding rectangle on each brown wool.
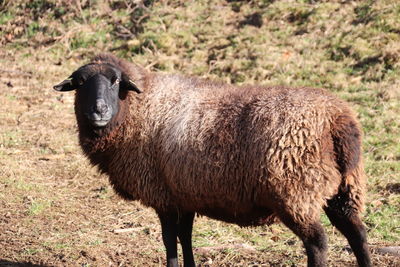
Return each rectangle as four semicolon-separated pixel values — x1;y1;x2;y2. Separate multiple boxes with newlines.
75;53;366;227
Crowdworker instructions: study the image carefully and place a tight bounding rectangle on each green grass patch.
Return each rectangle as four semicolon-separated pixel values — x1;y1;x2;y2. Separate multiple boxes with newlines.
22;247;42;255
0;11;14;25
28;200;52;216
365;203;400;242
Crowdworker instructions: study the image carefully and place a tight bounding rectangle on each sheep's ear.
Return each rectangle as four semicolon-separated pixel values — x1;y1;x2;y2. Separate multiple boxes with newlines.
53;78;75;92
121;73;142;94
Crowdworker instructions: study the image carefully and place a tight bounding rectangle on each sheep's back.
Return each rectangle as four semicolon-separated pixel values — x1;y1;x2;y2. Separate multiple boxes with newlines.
141;76;345;220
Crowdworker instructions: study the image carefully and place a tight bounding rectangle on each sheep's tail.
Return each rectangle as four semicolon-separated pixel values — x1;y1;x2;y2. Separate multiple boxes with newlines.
330;113;366;213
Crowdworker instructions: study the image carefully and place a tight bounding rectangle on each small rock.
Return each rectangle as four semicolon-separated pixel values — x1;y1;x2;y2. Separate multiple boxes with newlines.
375;246;400;257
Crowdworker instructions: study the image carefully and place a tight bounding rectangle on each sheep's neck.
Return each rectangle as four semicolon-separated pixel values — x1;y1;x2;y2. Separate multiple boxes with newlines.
77;94;133;172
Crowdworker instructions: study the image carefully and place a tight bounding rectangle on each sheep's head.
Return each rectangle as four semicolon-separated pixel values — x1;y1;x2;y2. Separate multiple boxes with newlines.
54;63;141;128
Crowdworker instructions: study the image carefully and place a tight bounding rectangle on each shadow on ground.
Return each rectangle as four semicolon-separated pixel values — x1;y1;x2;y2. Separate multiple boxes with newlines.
0;260;49;267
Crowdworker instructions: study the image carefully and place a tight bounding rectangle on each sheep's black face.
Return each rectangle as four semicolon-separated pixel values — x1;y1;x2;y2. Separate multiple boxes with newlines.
75;65;123;128
54;63;141;128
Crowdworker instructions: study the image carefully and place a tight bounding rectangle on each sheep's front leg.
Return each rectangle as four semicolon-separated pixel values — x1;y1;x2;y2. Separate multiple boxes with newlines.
158;212;179;267
177;212;195;267
158;211;196;267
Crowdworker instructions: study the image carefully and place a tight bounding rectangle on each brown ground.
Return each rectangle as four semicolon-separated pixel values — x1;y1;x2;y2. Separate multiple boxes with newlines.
0;49;399;267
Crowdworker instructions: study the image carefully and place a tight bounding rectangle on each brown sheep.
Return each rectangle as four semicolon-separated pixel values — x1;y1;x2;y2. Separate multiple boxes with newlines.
54;53;371;267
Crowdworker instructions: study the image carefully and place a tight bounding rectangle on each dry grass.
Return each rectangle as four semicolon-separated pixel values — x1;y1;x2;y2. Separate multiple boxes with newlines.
0;0;399;266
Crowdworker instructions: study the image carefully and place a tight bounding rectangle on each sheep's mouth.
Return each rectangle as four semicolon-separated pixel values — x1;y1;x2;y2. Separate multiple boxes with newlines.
85;112;112;128
89;119;110;128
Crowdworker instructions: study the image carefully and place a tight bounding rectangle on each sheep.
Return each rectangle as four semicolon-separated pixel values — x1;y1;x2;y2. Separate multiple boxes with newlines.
53;53;371;267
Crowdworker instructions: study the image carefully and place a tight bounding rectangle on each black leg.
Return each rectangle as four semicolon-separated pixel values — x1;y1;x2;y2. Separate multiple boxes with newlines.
278;212;328;267
177;212;196;267
325;199;371;267
158;212;179;267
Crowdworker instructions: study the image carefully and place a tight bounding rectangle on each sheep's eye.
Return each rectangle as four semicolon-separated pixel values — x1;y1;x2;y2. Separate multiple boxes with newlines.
112;77;120;85
77;78;85;86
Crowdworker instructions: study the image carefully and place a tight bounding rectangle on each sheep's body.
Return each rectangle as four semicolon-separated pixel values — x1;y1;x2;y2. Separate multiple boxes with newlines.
79;68;364;225
60;54;370;267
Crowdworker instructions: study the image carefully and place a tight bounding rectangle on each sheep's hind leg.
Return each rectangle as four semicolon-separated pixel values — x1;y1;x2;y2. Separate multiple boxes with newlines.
177;212;195;267
158;212;179;267
277;211;328;267
324;195;371;267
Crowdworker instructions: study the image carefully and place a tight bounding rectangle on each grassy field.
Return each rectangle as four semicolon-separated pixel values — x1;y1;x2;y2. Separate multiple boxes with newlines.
0;0;399;266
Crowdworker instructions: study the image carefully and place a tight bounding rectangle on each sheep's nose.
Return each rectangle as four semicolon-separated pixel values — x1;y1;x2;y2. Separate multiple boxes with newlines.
94;99;108;115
